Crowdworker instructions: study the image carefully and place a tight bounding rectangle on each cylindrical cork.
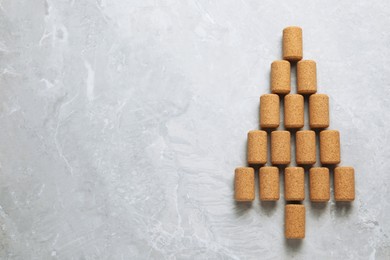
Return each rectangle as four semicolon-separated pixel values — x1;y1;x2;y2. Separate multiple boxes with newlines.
334;166;355;201
260;94;280;129
234;167;255;201
260;166;279;201
284;94;304;129
296;130;316;165
285;204;305;239
271;60;291;94
283;26;303;62
297;60;317;94
309;167;330;202
247;130;267;165
271;131;291;165
309;94;329;129
320;130;341;164
284;167;305;201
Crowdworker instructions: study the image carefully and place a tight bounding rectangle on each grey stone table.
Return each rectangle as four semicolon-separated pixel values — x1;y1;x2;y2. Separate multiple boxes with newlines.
0;0;389;259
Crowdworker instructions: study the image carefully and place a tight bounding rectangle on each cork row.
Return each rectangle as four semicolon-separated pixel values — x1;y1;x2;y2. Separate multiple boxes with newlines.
260;94;329;129
247;130;341;165
234;166;354;202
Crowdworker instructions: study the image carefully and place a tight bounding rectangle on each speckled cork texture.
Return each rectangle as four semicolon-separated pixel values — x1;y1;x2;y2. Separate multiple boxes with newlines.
260;94;280;128
284;94;304;129
285;167;305;201
320;130;341;164
309;167;330;202
234;167;255;201
260;166;280;201
285;204;305;239
309;94;329;129
297;60;317;94
247;130;267;165
283;26;303;62
296;130;316;165
271;60;291;94
271;131;291;165
334;166;355;201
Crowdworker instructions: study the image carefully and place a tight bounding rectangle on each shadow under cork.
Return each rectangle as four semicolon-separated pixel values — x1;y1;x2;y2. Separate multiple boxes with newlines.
284;238;303;251
234;201;253;217
260;201;277;216
334;201;353;217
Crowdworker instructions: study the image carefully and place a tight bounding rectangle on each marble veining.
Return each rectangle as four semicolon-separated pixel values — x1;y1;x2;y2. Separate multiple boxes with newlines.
0;0;389;259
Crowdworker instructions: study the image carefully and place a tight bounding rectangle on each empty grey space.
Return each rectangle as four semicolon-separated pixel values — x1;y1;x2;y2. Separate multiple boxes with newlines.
0;0;389;259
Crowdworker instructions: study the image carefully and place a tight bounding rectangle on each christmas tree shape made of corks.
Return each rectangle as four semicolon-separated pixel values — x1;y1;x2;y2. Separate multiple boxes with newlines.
234;26;355;240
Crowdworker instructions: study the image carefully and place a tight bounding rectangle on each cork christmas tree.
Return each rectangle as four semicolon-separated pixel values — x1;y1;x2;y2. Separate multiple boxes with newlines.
234;26;355;240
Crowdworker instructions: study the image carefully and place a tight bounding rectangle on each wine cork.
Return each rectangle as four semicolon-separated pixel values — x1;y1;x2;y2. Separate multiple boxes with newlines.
260;166;279;201
260;94;280;129
284;94;304;129
284;167;305;201
297;60;317;94
296;130;316;165
309;94;329;129
283;26;303;62
334;166;355;201
309;167;330;202
320;130;341;164
271;60;291;94
234;167;255;201
247;130;267;165
271;131;291;165
285;204;305;239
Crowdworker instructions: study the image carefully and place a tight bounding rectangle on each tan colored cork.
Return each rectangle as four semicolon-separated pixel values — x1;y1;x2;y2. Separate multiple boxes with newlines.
297;60;317;94
334;166;355;201
260;94;280;129
284;167;305;201
309;167;330;202
285;204;305;239
271;60;291;94
320;130;341;164
260;166;280;201
247;130;267;165
271;131;291;165
283;26;303;62
296;130;316;165
234;167;255;201
309;94;329;129
284;94;304;129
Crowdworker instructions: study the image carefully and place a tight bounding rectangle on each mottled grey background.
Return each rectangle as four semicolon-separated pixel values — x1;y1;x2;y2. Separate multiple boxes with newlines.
0;0;389;259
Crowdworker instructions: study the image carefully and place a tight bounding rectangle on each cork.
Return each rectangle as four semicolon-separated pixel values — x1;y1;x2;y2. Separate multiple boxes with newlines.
234;167;255;201
309;167;330;202
285;204;305;239
309;94;329;129
296;130;316;165
284;167;305;201
297;60;317;94
271;60;291;94
283;26;303;62
334;166;355;201
260;94;280;129
320;130;341;164
260;166;280;201
284;94;304;129
271;131;291;165
247;130;267;165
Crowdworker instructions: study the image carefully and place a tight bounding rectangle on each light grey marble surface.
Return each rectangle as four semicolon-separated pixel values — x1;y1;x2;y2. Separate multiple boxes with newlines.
0;0;389;259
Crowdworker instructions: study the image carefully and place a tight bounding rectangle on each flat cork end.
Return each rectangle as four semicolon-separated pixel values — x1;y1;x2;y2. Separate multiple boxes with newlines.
284;56;302;62
283;26;302;32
